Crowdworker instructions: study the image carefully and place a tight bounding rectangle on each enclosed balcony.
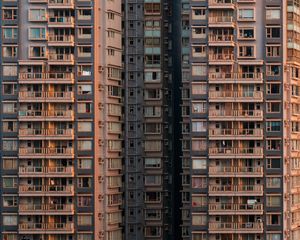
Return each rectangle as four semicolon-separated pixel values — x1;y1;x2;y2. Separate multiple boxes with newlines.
48;16;75;28
209;91;263;102
208;185;264;196
48;0;74;9
18;110;74;121
19;185;74;196
208;203;264;215
48;54;75;65
19;128;74;140
209;166;263;177
18;72;75;84
19;204;74;215
19;91;74;102
208;0;235;9
209;109;263;121
19;147;74;159
209;53;234;64
208;16;235;27
19;222;74;234
209;222;263;234
19;166;74;177
209;128;263;140
208;147;263;158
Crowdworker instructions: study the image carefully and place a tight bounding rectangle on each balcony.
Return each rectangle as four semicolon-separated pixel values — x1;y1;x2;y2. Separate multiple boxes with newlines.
208;185;264;196
209;109;263;121
19;185;74;196
19;128;74;140
19;222;74;234
18;110;74;121
209;54;234;64
209;91;263;102
208;34;234;46
48;54;75;65
209;203;264;215
209;166;264;177
19;72;75;84
48;35;74;46
208;0;235;9
19;92;74;102
48;16;75;28
209;222;263;234
48;0;74;9
19;204;74;215
208;147;263;158
208;72;263;83
19;147;74;159
209;128;263;140
19;166;74;177
208;16;235;28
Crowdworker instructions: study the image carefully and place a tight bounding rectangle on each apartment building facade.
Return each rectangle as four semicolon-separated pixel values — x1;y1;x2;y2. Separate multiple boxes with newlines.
0;0;122;240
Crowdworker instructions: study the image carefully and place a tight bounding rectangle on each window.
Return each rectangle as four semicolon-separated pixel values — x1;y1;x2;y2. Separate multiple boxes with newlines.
267;177;281;188
3;46;17;58
3;158;17;169
267;214;281;226
77;196;92;207
3;65;17;76
192;8;206;20
266;195;281;207
192;65;206;76
3;103;16;113
77;215;92;226
192;177;207;188
267;65;280;76
78;140;92;151
77;234;93;240
192;83;206;95
78;159;92;169
266;8;281;20
145;158;161;168
78;46;92;58
192;140;207;151
3;196;17;207
192;27;206;38
266;26;281;38
3;234;17;240
29;9;46;21
191;195;207;207
78;65;92;76
78;103;92;113
78;177;92;188
267;233;281;240
145;71;161;82
267;83;280;94
2;140;17;151
145;192;161;203
238;27;254;39
3;215;17;226
29;28;46;39
29;46;46;58
3;177;17;188
192;102;206;113
192;121;206;132
3;28;18;39
77;8;92;20
239;45;255;58
267;139;281;151
3;84;17;95
266;121;281;132
192;214;207;225
267;102;281;113
78;122;92;132
3;9;17;20
78;84;92;95
266;45;280;57
192;159;207;169
192;45;206;58
238;9;255;20
145;175;161;186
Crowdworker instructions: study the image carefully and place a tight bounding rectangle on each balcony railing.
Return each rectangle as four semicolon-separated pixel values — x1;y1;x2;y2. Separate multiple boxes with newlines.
209;203;264;213
209;0;235;7
19;72;74;82
209;110;263;119
19;147;74;156
18;110;74;119
19;222;74;231
19;204;74;213
48;54;74;61
209;184;264;195
19;166;74;176
209;166;263;176
209;91;263;100
209;147;263;156
48;34;74;43
209;222;263;232
209;128;263;138
19;128;74;138
48;16;74;25
48;0;74;7
19;91;74;101
208;34;234;42
209;54;234;61
208;72;263;83
19;185;74;194
209;16;234;24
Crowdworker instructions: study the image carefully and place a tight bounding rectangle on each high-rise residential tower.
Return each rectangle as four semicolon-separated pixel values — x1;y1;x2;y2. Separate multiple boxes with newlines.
0;0;122;240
